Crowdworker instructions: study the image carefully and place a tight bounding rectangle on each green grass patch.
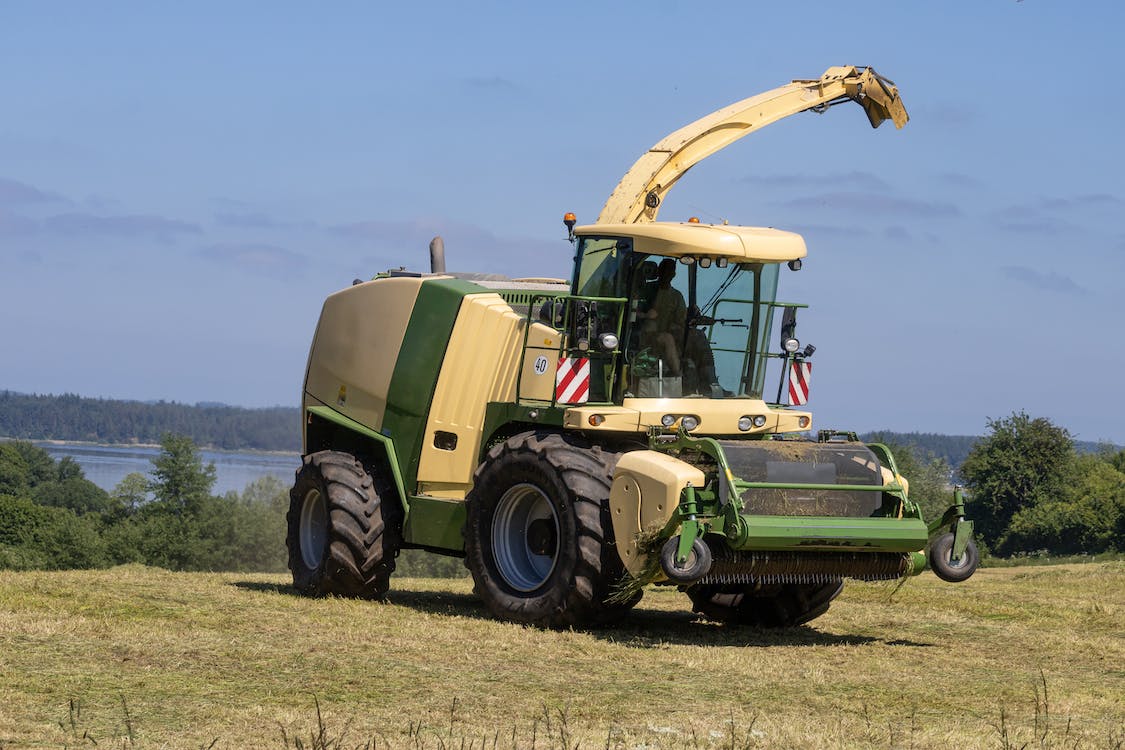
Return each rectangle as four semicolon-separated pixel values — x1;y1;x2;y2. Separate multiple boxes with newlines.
1;563;1122;748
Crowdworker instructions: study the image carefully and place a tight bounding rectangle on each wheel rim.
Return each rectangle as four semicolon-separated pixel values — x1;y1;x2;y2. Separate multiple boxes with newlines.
491;483;559;592
943;549;970;570
939;537;970;569
299;488;328;570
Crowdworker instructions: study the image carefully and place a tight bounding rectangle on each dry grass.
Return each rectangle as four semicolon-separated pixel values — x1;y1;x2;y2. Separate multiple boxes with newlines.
0;562;1122;749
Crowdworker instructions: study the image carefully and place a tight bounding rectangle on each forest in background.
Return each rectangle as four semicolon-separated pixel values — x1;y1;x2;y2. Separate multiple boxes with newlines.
0;390;299;451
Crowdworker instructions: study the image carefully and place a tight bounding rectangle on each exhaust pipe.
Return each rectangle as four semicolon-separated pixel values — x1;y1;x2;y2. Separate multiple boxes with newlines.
429;236;446;274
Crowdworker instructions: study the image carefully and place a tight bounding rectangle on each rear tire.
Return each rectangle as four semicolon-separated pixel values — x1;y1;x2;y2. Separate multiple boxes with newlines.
464;431;638;628
287;450;402;598
687;580;844;627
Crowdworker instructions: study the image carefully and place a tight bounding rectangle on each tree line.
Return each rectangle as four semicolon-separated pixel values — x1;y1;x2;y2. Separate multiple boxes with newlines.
0;435;464;577
0;390;299;452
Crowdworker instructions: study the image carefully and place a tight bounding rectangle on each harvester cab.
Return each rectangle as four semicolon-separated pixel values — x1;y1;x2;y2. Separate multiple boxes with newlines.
287;65;979;630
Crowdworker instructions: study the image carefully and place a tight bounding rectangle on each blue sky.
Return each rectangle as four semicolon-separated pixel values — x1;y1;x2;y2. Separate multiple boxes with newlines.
2;2;1122;443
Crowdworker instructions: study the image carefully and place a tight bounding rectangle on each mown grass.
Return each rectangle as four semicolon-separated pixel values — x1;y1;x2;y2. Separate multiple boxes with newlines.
0;563;1122;749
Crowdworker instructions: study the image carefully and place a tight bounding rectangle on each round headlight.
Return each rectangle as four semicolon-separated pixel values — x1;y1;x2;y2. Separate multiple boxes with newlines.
598;332;619;351
752;415;767;428
681;415;700;431
661;414;677;427
738;416;753;431
798;416;811;429
783;338;800;353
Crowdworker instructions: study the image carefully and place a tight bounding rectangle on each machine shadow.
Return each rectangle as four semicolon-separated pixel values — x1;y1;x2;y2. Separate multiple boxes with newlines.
230;580;934;649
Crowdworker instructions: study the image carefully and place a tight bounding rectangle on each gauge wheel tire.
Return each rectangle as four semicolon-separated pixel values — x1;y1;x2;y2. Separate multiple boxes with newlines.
659;535;713;584
287;450;402;598
464;431;640;628
929;532;979;583
687;580;844;627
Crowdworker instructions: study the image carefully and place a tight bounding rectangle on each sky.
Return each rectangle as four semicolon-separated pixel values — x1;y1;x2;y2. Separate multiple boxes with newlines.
1;2;1122;444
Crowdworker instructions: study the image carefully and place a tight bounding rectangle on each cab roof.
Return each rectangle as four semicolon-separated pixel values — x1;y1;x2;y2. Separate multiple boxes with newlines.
574;221;807;263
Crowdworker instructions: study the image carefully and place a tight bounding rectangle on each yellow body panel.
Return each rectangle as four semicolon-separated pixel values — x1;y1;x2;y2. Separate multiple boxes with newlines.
303;277;422;436
575;222;806;263
610;451;706;577
415;294;559;495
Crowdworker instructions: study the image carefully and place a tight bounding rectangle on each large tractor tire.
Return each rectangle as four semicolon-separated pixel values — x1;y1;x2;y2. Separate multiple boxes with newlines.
287;450;402;598
687;580;844;628
464;431;639;628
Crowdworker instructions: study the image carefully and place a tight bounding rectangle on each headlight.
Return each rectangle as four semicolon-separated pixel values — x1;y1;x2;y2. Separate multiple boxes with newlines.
598;332;619;351
681;415;700;431
783;338;800;354
798;416;811;429
753;415;767;427
661;414;677;427
738;416;753;431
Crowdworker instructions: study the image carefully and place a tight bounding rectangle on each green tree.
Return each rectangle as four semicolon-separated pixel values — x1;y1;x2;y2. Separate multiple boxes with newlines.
960;411;1074;551
33;478;113;516
111;472;150;515
1001;454;1125;554
0;495;108;570
148;434;217;513
0;443;31;497
7;441;57;486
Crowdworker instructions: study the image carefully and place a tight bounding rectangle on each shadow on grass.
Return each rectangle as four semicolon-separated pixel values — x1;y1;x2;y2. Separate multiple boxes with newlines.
230;579;935;649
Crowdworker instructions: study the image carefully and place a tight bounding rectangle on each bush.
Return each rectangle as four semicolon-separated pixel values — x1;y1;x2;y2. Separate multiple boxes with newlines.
0;494;108;570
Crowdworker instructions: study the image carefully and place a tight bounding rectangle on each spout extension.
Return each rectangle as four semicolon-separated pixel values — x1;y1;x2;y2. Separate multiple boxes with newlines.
429;236;446;274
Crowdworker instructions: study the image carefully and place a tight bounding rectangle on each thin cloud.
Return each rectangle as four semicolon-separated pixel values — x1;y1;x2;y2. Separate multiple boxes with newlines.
0;209;39;237
0;178;68;206
997;217;1078;236
42;213;201;241
777;191;960;218
335;217;568;278
884;225;912;241
752;171;891;192
997;194;1122;221
935;172;984;189
1001;266;1085;295
199;243;308;275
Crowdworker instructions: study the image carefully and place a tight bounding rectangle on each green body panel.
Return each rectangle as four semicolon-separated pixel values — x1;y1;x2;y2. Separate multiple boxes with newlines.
381;278;483;494
482;402;566;444
729;515;929;552
305;404;410;514
403;495;467;550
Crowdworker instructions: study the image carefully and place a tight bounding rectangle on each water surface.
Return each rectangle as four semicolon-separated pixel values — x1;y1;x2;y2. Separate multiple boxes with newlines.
37;442;300;496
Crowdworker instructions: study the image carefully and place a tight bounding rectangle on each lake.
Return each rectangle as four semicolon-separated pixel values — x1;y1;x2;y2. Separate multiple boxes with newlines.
36;442;301;496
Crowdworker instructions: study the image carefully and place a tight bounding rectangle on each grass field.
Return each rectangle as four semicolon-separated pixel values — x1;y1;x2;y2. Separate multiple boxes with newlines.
0;563;1122;749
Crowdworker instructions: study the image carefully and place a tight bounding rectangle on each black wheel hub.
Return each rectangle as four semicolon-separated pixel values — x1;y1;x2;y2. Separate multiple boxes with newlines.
526;518;557;556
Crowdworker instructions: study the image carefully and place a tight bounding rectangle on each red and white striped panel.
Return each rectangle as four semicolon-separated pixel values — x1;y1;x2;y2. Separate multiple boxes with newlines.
788;361;811;406
555;357;590;404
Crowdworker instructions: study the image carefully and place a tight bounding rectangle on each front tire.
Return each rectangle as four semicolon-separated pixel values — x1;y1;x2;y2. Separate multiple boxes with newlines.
929;532;979;583
687;580;844;627
287;450;402;598
464;432;637;627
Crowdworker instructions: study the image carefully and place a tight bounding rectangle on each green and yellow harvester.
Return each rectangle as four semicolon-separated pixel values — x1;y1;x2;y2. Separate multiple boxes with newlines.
288;66;978;628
